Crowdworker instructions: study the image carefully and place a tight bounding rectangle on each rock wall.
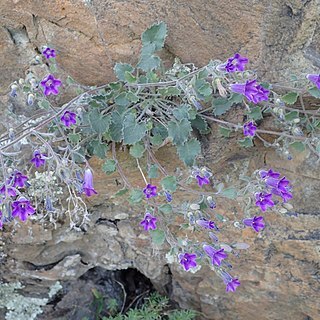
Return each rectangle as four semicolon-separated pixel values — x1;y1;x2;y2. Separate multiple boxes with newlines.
0;0;319;94
0;1;320;319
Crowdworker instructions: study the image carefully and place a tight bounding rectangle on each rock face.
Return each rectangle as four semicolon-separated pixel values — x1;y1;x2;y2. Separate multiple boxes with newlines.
0;1;320;319
0;0;319;94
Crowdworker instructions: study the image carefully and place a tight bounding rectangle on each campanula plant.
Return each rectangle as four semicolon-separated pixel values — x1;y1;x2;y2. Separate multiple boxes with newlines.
1;21;319;293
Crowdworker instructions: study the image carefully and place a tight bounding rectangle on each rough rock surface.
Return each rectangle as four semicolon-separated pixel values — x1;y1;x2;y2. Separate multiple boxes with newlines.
0;1;320;319
0;0;319;94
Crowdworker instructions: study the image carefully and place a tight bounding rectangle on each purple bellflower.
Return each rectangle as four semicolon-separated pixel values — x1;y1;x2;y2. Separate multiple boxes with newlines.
230;79;269;104
83;168;98;197
306;74;320;89
143;184;157;199
11;197;35;222
259;169;280;179
243;216;265;232
31;150;46;168
225;53;248;73
196;175;210;187
271;187;292;202
61;110;77;127
40;74;62;96
140;212;157;231
42;47;56;59
203;244;228;266
179;253;197;271
11;171;28;188
164;191;172;202
265;176;290;192
225;278;241;293
255;192;274;211
243;121;257;137
196;219;216;230
0;185;17;197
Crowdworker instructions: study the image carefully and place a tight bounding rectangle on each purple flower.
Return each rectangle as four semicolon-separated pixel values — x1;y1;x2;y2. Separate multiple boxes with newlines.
243;121;257;137
196;219;216;230
259;169;280;179
11;197;35;222
271;187;293;202
225;53;248;73
42;47;56;59
230;80;269;104
140;212;157;231
306;74;320;89
179;253;197;271
265;176;290;192
83;168;98;197
255;192;274;211
31;150;46;168
0;185;17;197
164;191;172;202
225;278;241;293
40;74;62;96
143;184;157;199
243;216;265;232
203;245;228;266
61;111;77;127
11;171;28;188
196;175;210;187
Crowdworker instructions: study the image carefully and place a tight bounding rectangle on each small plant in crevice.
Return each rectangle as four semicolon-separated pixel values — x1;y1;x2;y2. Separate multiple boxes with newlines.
1;22;320;292
83;291;198;320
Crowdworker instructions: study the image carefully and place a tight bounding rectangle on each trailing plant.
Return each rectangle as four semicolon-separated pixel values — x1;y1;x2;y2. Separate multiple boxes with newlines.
1;22;320;292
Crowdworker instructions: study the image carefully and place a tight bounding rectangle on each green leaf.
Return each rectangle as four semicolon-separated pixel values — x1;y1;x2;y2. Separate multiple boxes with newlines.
172;105;190;121
115;92;130;107
149;229;165;246
68;133;81;144
308;87;320;98
150;134;163;146
289;141;305;152
137;52;161;72
176;138;201;166
191;115;210;134
161;176;177;192
38;100;50;109
126;91;139;103
219;126;231;138
102;159;117;174
123;114;147;145
212;98;233;116
157;87;181;97
285;110;299;122
220;187;237;199
114;63;134;81
159;204;172;214
130;142;145;158
129;189;144;203
109;82;122;91
91;140;108;159
110;111;124;142
88;109;111;134
195;79;212;97
281;92;299;105
141;22;167;50
124;71;137;83
168;119;192;145
238;137;253;148
49;63;57;73
148;164;159;179
246;106;263;121
66;76;76;85
112;188;129;198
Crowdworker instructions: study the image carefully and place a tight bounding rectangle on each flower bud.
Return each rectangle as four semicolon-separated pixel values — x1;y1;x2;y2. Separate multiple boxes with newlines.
27;94;35;106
